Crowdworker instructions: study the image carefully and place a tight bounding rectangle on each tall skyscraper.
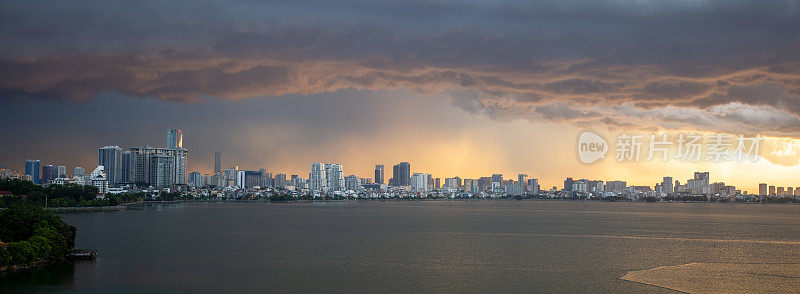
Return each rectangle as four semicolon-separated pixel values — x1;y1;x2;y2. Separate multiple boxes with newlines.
214;152;222;174
99;146;123;187
274;173;287;188
392;162;411;186
374;164;384;184
149;154;173;189
167;128;183;149
517;174;528;192
325;164;344;192
527;178;540;194
25;159;40;184
310;163;326;192
121;151;132;184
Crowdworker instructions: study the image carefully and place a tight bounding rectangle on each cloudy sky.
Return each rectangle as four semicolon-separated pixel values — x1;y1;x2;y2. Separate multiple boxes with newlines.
2;0;800;191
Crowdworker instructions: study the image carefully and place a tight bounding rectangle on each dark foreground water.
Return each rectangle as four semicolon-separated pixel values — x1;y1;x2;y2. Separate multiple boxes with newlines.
2;201;800;293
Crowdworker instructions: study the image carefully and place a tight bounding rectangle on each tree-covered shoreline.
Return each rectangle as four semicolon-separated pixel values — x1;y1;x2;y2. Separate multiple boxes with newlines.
0;179;148;208
0;202;76;270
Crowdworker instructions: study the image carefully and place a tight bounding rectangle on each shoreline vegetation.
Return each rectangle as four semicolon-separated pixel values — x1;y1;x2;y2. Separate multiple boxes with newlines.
0;202;76;272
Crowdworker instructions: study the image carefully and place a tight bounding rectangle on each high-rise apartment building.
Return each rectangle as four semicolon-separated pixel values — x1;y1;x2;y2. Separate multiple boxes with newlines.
310;163;326;192
214;152;222;174
759;183;767;196
527;178;540;194
325;164;344;192
149;154;174;189
605;181;627;193
563;177;574;191
121;151;132;184
274;173;287;188
374;164;384;184
391;162;411;186
98;146;123;187
662;177;674;195
25;159;40;184
189;172;204;188
517;174;528;192
344;175;361;191
411;173;429;192
129;146;188;189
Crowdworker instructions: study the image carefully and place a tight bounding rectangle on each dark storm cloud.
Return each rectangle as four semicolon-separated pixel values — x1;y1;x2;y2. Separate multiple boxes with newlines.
1;0;800;133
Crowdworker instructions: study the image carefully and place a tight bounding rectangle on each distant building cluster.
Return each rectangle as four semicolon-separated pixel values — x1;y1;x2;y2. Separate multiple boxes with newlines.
559;171;747;200
1;128;188;195
187;158;547;200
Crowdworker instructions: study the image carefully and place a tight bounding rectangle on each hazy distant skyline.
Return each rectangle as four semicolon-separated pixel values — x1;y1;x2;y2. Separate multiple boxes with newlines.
2;0;800;192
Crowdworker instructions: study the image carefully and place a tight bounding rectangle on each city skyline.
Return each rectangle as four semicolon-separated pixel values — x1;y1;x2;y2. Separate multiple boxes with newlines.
1;1;800;194
6;132;800;196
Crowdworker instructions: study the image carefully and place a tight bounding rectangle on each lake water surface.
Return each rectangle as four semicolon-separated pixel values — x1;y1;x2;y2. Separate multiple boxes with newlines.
2;200;800;293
